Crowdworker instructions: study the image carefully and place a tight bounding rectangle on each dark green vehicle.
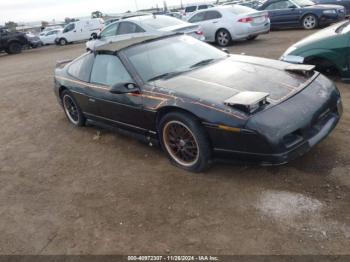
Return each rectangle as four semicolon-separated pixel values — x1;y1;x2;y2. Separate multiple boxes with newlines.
281;20;350;81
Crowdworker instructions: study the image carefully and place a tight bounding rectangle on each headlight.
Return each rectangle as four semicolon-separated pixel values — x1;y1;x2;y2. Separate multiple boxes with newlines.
280;55;305;64
323;9;337;14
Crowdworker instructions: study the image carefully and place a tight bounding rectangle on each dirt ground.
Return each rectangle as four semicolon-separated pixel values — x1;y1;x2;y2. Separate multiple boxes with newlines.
0;29;349;255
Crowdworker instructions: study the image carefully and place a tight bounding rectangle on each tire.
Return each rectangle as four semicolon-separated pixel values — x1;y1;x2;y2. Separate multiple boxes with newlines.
159;112;212;172
247;35;258;40
61;90;86;126
6;42;22;54
59;38;68;46
302;14;318;30
216;29;232;47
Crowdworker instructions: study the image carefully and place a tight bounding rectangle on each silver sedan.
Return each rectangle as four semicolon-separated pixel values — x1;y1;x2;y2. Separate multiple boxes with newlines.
187;5;270;46
86;15;205;51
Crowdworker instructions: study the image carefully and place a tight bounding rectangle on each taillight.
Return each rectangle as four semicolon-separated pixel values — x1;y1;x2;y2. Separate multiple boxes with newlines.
195;30;203;35
238;17;253;23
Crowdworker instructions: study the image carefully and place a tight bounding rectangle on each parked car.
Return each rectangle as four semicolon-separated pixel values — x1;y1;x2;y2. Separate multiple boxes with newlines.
0;27;28;54
25;32;43;48
281;20;350;81
104;13;150;26
40;29;63;45
166;12;183;19
40;25;63;35
54;34;342;172
312;0;350;14
187;5;270;46
257;0;346;29
181;3;216;19
86;15;205;50
55;18;104;46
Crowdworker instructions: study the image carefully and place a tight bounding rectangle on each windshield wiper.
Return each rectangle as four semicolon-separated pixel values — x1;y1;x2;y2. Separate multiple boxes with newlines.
147;70;187;82
190;58;216;69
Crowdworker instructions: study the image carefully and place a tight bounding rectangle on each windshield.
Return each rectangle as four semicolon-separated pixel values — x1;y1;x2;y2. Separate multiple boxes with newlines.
124;35;227;82
293;0;314;6
140;16;186;30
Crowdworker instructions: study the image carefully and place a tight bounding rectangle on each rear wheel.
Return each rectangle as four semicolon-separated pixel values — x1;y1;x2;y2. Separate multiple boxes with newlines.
159;112;211;172
61;90;85;126
302;14;318;30
6;42;22;54
216;29;232;47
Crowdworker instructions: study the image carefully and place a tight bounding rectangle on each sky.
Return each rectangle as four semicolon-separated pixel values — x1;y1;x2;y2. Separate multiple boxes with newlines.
0;0;210;25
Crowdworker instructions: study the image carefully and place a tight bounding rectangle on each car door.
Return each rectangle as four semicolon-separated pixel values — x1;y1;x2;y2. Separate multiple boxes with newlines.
263;0;301;26
202;10;223;41
89;53;144;130
62;23;76;42
44;30;56;44
188;12;208;38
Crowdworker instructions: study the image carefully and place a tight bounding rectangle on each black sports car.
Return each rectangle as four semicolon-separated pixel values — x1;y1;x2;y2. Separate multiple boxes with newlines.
257;0;345;30
54;34;342;172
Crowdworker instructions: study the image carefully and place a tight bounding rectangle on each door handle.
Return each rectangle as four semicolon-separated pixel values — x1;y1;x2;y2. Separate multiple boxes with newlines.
213;21;218;24
89;98;96;103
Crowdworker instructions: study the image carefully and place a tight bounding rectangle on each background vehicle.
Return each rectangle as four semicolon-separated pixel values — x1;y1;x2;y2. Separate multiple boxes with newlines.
40;25;63;35
0;27;28;54
312;0;350;14
55;18;104;46
181;3;215;19
39;29;63;45
25;32;43;48
55;34;341;172
258;0;345;29
281;20;350;80
187;6;270;46
86;15;205;50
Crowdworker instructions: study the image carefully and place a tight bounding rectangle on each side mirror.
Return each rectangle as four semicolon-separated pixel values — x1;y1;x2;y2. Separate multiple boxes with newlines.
110;82;139;94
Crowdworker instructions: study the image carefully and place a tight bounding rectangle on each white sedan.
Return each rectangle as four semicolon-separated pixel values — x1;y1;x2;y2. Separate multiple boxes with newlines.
39;29;63;45
187;5;270;46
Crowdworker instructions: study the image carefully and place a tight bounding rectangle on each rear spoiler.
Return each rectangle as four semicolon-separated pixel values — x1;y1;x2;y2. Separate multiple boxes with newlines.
56;59;73;68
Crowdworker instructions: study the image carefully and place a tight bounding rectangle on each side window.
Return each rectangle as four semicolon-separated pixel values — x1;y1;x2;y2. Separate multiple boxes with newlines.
265;0;294;10
198;5;208;10
90;54;133;86
185;6;197;13
68;53;95;82
205;11;222;20
189;12;206;23
117;22;145;35
100;23;119;38
63;23;75;33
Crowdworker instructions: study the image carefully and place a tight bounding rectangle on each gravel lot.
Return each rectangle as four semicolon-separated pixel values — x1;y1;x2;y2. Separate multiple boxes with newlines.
0;29;349;255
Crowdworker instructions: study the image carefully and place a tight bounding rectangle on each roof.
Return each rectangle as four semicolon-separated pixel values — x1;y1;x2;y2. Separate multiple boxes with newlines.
95;33;170;52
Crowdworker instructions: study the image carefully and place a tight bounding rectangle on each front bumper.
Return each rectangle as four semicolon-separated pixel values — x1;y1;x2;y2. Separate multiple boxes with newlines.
319;13;345;25
207;74;342;165
212;103;341;165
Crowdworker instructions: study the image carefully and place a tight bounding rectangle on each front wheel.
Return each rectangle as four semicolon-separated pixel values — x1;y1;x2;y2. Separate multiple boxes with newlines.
59;38;68;46
159;112;212;172
61;90;86;126
216;29;232;47
6;42;22;54
302;14;318;30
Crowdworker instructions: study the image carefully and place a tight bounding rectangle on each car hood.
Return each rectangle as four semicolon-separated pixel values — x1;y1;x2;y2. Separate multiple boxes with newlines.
283;20;347;54
154;55;317;108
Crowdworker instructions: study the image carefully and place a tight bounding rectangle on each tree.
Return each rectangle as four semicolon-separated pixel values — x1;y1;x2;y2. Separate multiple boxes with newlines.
5;21;17;32
91;11;103;18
